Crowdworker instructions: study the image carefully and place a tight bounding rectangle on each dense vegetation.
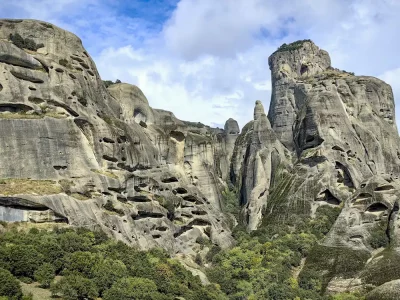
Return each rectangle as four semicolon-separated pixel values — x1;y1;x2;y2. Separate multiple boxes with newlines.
102;79;121;88
274;39;313;54
206;206;365;299
0;225;225;300
0;203;368;300
9;33;44;51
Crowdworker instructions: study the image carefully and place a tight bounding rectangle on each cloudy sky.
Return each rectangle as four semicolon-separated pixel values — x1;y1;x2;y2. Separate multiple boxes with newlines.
1;0;399;129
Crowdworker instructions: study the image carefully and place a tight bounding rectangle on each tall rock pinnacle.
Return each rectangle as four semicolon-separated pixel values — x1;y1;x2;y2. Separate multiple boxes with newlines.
268;40;331;150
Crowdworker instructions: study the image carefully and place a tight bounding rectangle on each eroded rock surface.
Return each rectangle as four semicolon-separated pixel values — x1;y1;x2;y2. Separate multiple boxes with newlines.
2;20;400;293
231;40;400;293
0;19;237;257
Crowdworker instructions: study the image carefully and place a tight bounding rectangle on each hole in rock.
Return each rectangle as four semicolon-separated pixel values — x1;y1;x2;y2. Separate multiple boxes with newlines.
161;177;178;183
102;137;115;143
77;97;87;107
127;196;151;202
375;185;395;192
53;165;67;170
102;155;118;163
183;195;197;202
173;187;188;194
335;162;354;188
192;210;207;216
188;219;211;226
69;73;76;79
366;203;388;213
55;68;64;73
170;131;185;142
156;226;168;231
300;64;309;75
0;103;33;113
139;121;147;128
133;211;164;220
316;189;341;205
28;86;36;91
0;83;2;91
332;145;345;152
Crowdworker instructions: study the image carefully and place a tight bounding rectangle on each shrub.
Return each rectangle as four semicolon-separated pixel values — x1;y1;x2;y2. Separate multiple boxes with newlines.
222;186;240;217
103;277;165;300
274;39;313;54
50;274;98;300
368;222;389;249
34;263;55;288
91;259;128;295
6;245;44;278
103;79;121;88
103;200;124;215
9;33;44;51
59;59;69;67
0;268;22;300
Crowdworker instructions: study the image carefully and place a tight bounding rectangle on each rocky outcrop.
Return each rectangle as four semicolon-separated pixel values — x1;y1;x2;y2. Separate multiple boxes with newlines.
231;39;400;293
0;19;238;258
2;20;400;293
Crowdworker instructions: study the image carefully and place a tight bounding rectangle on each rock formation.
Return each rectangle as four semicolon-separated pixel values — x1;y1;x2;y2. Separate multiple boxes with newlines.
232;39;400;294
0;19;236;258
2;19;400;294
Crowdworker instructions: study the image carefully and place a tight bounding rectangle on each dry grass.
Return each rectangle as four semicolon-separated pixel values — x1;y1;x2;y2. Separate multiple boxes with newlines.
91;169;119;179
70;192;91;201
20;281;54;300
4;222;70;232
0;112;68;120
0;113;42;119
0;178;63;195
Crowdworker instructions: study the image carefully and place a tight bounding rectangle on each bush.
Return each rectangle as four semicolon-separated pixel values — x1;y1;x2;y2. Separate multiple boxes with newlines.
274;39;313;54
9;33;44;51
59;59;69;67
50;274;98;300
6;245;44;278
103;200;124;215
0;268;22;300
368;222;389;249
222;186;240;217
34;263;55;288
92;259;128;295
103;79;121;88
103;277;165;300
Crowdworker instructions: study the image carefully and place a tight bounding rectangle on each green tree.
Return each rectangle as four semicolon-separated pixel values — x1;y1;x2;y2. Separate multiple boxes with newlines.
0;268;22;300
103;277;166;300
50;274;98;300
34;263;55;288
62;251;100;277
6;245;44;278
92;259;128;295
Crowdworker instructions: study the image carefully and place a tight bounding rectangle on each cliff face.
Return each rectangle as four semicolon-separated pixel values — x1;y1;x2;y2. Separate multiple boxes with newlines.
2;19;400;294
233;40;400;293
0;19;236;257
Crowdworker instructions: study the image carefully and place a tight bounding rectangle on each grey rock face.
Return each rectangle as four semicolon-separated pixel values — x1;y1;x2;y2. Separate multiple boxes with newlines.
231;39;400;291
366;280;400;300
268;41;331;150
0;19;237;258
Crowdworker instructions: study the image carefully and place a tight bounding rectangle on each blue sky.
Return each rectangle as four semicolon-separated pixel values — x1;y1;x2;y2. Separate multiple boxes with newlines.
1;0;400;130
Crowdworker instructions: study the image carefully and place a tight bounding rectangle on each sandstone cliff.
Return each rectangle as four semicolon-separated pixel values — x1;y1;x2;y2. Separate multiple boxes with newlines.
0;19;237;258
2;19;400;296
232;40;400;295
